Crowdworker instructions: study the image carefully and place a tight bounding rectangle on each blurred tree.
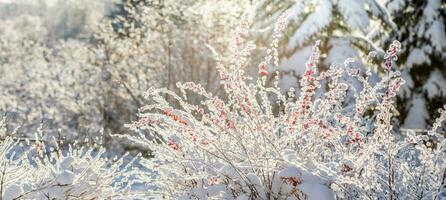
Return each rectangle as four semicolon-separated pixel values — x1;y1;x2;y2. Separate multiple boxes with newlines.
384;0;446;129
253;0;398;122
254;0;446;130
254;0;396;95
257;0;395;54
0;0;251;153
93;0;251;103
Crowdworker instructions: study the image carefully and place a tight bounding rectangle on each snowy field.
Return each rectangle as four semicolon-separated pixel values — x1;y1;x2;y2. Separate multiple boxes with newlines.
0;0;445;199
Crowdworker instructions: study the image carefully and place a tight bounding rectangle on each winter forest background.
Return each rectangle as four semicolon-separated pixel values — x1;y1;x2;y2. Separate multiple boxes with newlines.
0;0;445;199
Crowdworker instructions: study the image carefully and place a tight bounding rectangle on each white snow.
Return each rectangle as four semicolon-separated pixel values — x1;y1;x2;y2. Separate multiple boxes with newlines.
280;46;313;74
3;184;22;200
398;69;414;99
405;48;430;68
287;1;308;22
438;184;446;200
246;173;262;186
55;170;75;185
279;75;299;94
60;156;75;169
42;187;65;199
279;46;313;92
325;39;365;91
287;0;332;49
273;166;335;200
324;39;363;68
426;20;446;52
402;95;429;129
299;183;335;200
338;0;369;31
423;69;446;99
422;0;441;22
386;0;406;14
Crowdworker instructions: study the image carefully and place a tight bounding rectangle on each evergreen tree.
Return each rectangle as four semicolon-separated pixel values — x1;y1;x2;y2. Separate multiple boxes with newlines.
385;0;446;129
255;0;396;95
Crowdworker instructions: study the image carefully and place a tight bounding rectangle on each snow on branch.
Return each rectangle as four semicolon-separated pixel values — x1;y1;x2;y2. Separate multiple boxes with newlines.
128;10;446;200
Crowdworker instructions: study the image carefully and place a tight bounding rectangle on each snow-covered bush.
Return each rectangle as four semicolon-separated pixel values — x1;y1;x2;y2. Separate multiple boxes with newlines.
0;8;130;150
128;12;446;199
255;0;446;130
0;0;249;151
254;0;396;94
0;0;115;42
94;0;250;104
0;120;141;200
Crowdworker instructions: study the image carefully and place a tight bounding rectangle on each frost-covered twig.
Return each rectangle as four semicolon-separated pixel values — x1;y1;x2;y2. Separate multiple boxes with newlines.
128;9;446;200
